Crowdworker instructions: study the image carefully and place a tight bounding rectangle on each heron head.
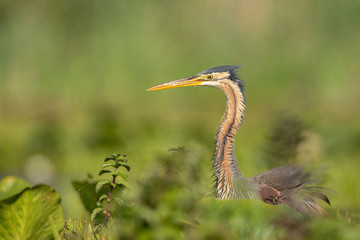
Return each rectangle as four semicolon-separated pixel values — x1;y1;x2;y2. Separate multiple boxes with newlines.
146;65;244;92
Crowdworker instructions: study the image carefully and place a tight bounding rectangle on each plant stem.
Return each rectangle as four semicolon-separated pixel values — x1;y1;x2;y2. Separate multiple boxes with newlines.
105;167;117;222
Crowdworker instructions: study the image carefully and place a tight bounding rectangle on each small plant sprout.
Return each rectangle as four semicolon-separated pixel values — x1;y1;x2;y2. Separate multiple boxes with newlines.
92;153;130;223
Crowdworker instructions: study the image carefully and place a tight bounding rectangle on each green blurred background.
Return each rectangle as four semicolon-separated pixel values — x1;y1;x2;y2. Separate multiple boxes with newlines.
0;0;359;226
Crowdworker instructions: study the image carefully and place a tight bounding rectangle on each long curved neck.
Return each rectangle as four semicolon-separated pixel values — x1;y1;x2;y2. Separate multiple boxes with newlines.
213;80;246;199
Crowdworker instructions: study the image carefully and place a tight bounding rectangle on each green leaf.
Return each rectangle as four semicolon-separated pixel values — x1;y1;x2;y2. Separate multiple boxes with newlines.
50;216;62;240
0;184;64;240
72;179;108;213
114;172;128;182
98;169;111;176
113;163;130;171
72;179;122;213
96;194;108;206
104;155;116;162
101;163;113;169
115;183;126;191
91;208;104;222
96;181;110;193
120;164;131;171
0;176;31;201
118;157;128;163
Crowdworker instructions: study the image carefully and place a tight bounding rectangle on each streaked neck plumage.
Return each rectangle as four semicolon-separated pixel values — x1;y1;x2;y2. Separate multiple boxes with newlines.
212;79;246;199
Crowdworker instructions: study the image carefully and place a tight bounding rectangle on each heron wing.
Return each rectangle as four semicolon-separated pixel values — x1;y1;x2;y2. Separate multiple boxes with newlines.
251;165;311;191
282;186;330;215
249;165;330;215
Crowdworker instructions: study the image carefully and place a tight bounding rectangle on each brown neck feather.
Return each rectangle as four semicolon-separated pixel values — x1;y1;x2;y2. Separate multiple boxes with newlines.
212;80;246;199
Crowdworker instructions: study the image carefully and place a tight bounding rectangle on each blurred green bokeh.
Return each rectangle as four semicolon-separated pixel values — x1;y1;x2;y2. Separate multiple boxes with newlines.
0;0;360;237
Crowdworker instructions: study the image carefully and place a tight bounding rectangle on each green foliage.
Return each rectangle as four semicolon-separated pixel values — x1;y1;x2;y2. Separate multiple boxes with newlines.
72;153;129;230
61;217;102;240
92;153;129;222
116;148;200;239
0;177;64;240
1;149;359;239
91;149;360;239
95;181;110;193
72;177;106;214
64;154;130;239
0;176;30;201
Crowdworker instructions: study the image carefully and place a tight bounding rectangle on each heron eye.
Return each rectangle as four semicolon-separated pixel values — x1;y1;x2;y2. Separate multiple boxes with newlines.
207;75;213;80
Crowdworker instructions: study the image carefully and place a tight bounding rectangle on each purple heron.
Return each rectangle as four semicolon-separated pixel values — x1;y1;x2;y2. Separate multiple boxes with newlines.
147;65;329;215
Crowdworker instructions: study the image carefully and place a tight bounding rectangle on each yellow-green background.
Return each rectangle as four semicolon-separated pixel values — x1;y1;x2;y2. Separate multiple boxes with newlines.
0;0;359;234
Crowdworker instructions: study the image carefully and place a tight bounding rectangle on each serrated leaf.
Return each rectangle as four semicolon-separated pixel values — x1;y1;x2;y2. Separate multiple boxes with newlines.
0;184;64;240
112;162;130;171
115;183;126;191
119;157;128;163
95;181;110;193
98;170;111;176
96;194;108;206
0;176;31;201
101;163;113;169
114;172;128;182
119;164;130;171
91;208;104;221
104;157;115;162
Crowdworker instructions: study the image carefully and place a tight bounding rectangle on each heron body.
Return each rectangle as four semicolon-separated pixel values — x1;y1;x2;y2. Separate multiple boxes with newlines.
147;65;329;215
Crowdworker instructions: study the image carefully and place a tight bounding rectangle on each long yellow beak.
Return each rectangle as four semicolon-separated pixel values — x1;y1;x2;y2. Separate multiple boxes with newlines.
147;76;205;91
